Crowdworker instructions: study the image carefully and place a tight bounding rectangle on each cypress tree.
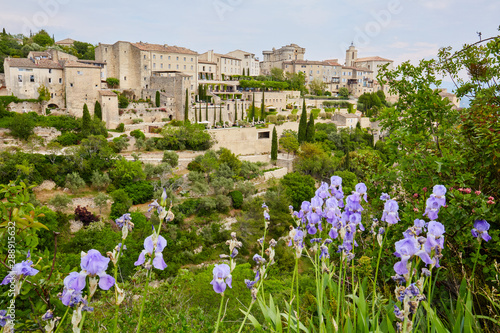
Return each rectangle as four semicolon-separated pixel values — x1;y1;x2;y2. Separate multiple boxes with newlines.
155;91;160;107
214;104;217;125
261;90;265;121
205;101;208;121
199;105;202;122
219;104;222;124
195;104;198;123
81;104;91;137
94;101;102;120
247;68;250;76
2;28;6;35
234;101;238;122
305;112;315;142
249;93;255;121
184;89;189;122
298;98;307;143
271;126;278;164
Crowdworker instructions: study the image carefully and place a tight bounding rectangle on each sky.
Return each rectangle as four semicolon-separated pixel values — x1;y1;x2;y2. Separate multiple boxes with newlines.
1;0;499;104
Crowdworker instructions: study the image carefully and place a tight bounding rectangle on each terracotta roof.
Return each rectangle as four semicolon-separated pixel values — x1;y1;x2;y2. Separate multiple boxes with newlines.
77;60;106;65
283;60;331;66
63;61;100;69
198;60;217;65
215;53;241;61
29;51;51;58
323;59;342;66
56;38;75;44
131;42;198;55
6;58;63;69
99;90;117;96
354;56;393;62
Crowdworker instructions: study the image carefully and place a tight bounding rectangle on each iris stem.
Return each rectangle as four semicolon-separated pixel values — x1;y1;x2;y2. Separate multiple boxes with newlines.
214;293;225;333
371;225;389;329
287;258;297;333
136;268;151;332
54;306;70;333
237;265;270;333
296;256;300;333
335;253;344;332
471;241;482;289
113;238;126;333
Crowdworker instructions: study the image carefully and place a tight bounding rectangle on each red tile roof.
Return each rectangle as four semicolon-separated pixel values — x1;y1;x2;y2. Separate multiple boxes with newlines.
6;58;63;69
355;56;393;62
132;42;198;55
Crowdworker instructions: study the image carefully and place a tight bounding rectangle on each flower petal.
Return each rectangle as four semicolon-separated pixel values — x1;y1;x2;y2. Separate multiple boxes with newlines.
152;253;168;270
134;250;147;266
97;273;115;290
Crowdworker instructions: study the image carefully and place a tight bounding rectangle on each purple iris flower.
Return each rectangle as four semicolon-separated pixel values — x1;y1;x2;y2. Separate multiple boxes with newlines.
307;223;317;235
381;200;400;224
320;245;329;259
310;238;322;243
148;200;163;215
210;264;232;293
253;254;266;264
161;188;168;205
263;210;270;220
394;237;432;275
471;220;491;242
1;259;39;285
355;183;368;202
345;194;363;212
431;185;447;207
329;227;338;239
80;250;115;290
134;234;168;270
380;193;390;201
0;310;13;327
423;196;441;220
424;221;445;254
60;272;86;307
262;203;268;209
330;176;342;188
244;271;260;289
41;310;54;321
315;182;331;199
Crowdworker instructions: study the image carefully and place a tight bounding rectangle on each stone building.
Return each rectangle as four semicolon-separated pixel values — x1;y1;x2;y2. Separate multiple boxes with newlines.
226;50;260;76
198;50;242;80
95;41;199;95
261;43;306;75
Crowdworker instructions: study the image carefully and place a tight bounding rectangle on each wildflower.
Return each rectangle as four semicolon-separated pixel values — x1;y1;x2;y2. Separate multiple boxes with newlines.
60;272;86;307
41;310;54;321
269;239;277;247
421;268;431;277
1;256;39;286
464;188;471;194
80;250;115;290
134;234;168;270
381;200;400;224
380;193;390;201
487;200;495;205
431;185;447;207
423;196;441;220
160;188;168;206
0;310;13;327
471;220;491;242
475;190;481;195
391;274;406;285
245;271;260;289
355;183;368;202
394;237;433;275
148;200;163;215
210;264;232;293
253;254;266;264
413;193;419;198
262;203;268;209
115;213;134;239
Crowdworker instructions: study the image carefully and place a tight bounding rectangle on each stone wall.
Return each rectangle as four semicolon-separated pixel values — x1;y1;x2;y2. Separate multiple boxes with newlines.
33;127;61;142
7;101;43;114
263;167;288;181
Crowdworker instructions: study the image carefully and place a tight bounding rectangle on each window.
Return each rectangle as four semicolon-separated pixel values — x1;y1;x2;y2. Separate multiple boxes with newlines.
77;71;83;75
258;132;270;139
191;58;193;62
160;55;163;59
161;64;163;69
153;63;156;69
144;55;146;59
176;65;179;69
168;64;171;69
70;83;74;87
153;55;156;59
168;56;171;60
18;75;22;82
203;66;205;71
183;57;186;61
30;75;35;82
59;78;62;84
105;47;108;52
124;76;127;81
176;56;179;60
191;65;193;70
48;78;52;83
49;69;52;73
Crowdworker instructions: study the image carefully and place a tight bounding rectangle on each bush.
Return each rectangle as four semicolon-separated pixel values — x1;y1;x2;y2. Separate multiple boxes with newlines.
74;206;99;226
288;114;298;121
55;132;79;146
90;170;111;190
124;180;154;205
176;198;200;216
280;172;316;210
266;115;278;124
198;197;216;216
48;194;72;211
162;151;179;168
65;172;85;192
110;189;133;219
118;94;129;108
228;190;243;209
116;123;125;132
215;194;231;213
130;129;146;140
132;118;144;124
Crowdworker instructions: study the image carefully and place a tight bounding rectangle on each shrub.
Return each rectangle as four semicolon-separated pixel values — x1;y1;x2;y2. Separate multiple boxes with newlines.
288;114;298;121
118;94;129;108
116;123;125;132
176;198;200;216
197;197;216;216
130;129;146;140
74;206;99;226
90;170;111;190
124;180;154;205
132;118;144;124
55;132;79;146
65;172;85;192
110;189;133;219
106;77;120;88
325;112;332;119
162;151;179;168
215;194;231;213
48;194;72;211
228;190;243;209
266;115;278;124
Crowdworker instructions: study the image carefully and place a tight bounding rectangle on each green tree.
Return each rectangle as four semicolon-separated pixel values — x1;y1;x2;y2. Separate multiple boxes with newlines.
261;90;265;119
106;77;119;88
90;170;111;190
118;94;129;108
65;171;85;192
249;94;255;121
305;112;315;142
94;101;102;120
279;130;299;157
32;29;53;47
37;85;50;102
81;104;92;137
162;151;179;168
338;87;349;98
271;126;278;163
94;192;109;215
270;67;285;81
280;172;316;210
298;99;307;143
309;78;326;96
205;101;208;122
234;101;238;122
110;158;145;188
184;89;189;122
48;194;72;212
8;113;34;140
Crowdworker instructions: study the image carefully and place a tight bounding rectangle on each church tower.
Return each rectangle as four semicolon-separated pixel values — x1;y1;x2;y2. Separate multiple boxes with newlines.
345;42;358;67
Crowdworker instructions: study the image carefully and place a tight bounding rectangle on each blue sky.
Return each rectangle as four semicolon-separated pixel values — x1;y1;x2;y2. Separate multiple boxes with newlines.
1;0;498;104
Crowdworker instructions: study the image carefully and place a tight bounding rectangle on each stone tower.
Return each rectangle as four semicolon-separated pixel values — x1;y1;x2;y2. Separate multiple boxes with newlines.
345;43;358;67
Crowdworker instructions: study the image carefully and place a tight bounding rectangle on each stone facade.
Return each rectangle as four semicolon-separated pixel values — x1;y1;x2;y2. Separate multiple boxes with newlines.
261;43;306;75
226;50;260;76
